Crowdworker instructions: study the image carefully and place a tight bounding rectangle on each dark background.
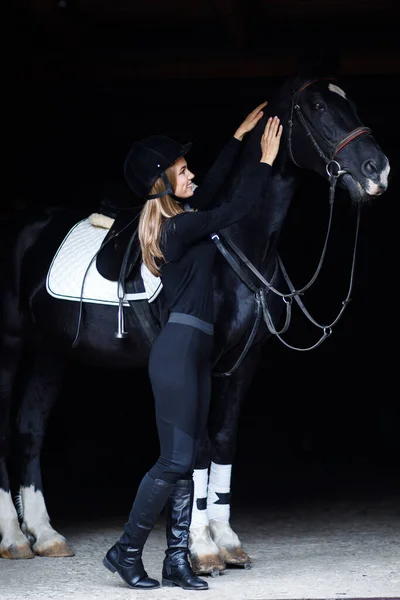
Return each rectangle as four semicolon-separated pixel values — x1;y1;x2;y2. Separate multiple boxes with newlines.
6;1;400;520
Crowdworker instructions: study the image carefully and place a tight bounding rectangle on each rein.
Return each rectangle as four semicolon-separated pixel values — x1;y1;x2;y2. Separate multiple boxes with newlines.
211;78;371;376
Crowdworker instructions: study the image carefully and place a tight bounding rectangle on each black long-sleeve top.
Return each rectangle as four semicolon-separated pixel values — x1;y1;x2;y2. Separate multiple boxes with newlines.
159;137;271;323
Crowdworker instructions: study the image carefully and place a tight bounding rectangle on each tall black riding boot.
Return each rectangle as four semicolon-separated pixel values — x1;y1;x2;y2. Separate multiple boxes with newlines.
162;479;209;590
104;473;174;590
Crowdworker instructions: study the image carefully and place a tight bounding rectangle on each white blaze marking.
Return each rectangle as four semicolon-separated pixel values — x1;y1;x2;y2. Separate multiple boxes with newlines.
365;160;391;195
380;160;390;187
328;83;347;99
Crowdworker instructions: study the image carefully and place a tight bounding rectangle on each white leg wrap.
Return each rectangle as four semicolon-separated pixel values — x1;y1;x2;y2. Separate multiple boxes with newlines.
190;468;209;529
207;462;231;523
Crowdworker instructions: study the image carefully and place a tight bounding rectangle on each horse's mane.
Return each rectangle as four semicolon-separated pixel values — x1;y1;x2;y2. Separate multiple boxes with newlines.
236;50;342;183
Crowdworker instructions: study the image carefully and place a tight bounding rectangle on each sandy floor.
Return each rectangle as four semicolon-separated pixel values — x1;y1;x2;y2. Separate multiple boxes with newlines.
1;497;399;600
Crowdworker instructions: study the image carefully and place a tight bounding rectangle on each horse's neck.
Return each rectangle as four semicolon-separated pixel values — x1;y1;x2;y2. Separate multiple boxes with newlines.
223;89;297;270
227;164;296;270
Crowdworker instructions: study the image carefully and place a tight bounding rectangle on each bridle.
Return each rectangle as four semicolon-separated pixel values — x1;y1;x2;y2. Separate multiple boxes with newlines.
288;78;372;186
211;78;373;375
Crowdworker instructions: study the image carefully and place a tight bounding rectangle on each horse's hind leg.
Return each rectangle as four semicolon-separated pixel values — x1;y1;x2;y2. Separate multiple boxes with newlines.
0;328;35;559
15;349;74;557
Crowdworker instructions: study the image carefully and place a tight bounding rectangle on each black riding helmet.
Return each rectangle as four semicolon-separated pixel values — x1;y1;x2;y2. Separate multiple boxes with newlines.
124;135;192;200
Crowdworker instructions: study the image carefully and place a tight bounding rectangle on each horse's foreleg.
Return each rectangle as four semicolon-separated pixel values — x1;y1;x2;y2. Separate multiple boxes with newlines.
207;344;263;568
189;431;226;576
15;351;74;557
0;329;35;559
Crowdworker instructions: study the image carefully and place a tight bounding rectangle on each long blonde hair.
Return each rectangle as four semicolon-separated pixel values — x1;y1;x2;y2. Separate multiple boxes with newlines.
138;164;184;276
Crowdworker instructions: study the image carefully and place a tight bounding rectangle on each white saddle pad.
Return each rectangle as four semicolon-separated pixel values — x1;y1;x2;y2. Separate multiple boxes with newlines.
46;218;163;306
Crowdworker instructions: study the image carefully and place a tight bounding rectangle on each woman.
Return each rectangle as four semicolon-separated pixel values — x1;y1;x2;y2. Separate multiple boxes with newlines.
103;104;283;590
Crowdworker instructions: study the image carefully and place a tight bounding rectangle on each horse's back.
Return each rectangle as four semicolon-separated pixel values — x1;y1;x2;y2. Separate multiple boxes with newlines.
1;207;82;267
0;207;85;324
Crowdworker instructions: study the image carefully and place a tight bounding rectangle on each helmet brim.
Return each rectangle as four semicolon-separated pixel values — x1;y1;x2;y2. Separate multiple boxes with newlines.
179;142;193;160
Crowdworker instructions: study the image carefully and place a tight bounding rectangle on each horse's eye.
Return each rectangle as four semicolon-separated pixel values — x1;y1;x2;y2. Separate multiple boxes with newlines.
312;102;325;111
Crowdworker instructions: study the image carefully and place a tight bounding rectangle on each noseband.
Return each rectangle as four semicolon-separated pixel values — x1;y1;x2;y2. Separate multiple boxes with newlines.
287;78;372;181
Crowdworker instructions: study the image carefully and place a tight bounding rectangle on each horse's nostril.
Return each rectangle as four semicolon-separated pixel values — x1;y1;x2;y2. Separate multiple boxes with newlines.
361;159;379;180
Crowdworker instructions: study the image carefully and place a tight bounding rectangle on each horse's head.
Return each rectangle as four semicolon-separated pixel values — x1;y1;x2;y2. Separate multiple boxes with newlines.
285;77;390;202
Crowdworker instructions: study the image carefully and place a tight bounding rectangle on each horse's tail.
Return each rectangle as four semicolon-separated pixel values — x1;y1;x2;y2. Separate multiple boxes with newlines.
0;209;58;334
1;212;31;335
0;210;43;402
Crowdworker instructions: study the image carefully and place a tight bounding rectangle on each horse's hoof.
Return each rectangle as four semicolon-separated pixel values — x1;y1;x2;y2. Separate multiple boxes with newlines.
190;553;226;575
189;525;226;575
0;542;35;559
219;545;252;566
209;519;252;566
33;537;74;557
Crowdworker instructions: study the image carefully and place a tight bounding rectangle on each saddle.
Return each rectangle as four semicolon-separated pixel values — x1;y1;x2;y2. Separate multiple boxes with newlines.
96;208;142;283
94;208;163;345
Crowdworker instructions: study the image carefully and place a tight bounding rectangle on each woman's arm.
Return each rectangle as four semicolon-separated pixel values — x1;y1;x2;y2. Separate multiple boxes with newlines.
171;162;272;245
170;115;283;246
188;138;241;210
188;101;268;210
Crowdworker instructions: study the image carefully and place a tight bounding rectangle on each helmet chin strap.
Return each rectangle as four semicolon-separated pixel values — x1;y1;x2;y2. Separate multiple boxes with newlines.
145;171;173;200
145;174;198;204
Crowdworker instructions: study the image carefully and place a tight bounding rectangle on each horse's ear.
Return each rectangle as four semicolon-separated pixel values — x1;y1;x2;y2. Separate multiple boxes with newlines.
296;47;341;80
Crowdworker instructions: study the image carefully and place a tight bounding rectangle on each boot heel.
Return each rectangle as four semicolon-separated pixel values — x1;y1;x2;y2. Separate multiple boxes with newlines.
162;578;177;587
103;557;117;573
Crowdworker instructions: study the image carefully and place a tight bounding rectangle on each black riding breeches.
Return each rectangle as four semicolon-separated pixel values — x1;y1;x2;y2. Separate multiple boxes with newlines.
118;315;213;548
147;315;214;484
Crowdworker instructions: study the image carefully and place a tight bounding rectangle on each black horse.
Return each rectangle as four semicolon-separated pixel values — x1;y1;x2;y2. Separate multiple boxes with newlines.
0;73;389;573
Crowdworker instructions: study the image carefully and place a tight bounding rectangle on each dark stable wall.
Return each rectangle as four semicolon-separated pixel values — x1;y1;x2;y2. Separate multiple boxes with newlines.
6;55;400;518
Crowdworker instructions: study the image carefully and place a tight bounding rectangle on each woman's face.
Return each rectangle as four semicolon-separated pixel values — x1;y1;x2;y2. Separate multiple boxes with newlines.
171;157;195;199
